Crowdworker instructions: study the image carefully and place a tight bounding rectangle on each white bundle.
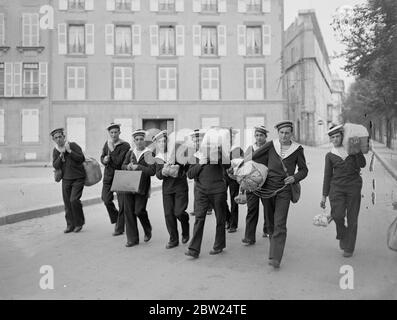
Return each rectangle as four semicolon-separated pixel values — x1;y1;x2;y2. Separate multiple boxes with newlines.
342;123;370;154
313;213;332;227
232;160;268;192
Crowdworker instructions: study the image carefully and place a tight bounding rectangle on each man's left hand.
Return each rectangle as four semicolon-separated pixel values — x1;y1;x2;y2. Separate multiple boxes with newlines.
65;142;72;153
284;176;295;185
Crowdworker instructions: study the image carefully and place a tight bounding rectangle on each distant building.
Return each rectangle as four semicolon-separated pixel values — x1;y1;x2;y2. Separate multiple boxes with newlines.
284;9;337;146
0;0;287;163
330;73;345;126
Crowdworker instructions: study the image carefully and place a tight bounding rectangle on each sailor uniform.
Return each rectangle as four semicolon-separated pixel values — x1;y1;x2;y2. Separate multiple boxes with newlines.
100;139;130;232
252;139;308;264
155;151;190;246
121;147;156;244
224;146;244;230
243;143;269;242
187;152;231;255
322;148;366;253
53;142;86;229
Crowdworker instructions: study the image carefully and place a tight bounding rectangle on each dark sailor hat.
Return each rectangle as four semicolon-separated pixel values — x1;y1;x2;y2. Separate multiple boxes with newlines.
254;125;269;135
132;129;146;138
189;129;206;138
274;120;294;131
152;130;168;142
106;122;121;131
50;128;65;137
327;124;344;136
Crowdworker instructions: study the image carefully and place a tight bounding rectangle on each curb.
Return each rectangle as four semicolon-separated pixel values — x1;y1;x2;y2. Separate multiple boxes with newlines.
0;185;162;227
372;147;397;181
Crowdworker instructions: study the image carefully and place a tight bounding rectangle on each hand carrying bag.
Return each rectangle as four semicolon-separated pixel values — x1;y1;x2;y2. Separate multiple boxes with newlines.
279;157;301;203
54;169;63;182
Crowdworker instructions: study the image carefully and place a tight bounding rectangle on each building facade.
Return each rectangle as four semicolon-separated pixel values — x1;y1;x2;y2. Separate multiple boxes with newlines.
284;9;338;146
0;0;50;163
330;73;344;126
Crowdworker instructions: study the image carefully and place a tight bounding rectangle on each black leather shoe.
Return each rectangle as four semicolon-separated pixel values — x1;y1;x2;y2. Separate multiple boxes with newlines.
144;230;152;242
225;222;231;230
343;251;353;258
125;242;138;247
73;226;83;233
185;250;199;259
166;242;179;249
269;259;280;269
228;227;237;233
112;231;123;236
242;238;255;245
209;248;223;255
181;236;189;244
207;210;213;215
64;226;74;233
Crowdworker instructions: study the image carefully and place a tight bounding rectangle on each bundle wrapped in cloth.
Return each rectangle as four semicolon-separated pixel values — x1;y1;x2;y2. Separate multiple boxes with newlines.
230;158;268;193
199;127;232;163
313;211;333;227
342;123;370;155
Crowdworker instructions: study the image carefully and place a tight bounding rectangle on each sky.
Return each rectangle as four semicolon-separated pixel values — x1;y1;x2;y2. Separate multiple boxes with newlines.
284;0;366;91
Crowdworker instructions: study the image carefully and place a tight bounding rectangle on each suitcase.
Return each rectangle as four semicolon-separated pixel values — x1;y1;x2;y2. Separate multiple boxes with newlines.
110;170;143;193
342;123;370;155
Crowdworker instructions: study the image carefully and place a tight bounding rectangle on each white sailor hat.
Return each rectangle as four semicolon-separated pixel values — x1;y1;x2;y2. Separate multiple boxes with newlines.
152;130;168;142
50;128;65;137
132;129;146;138
254;125;269;135
274;120;294;131
327;124;344;136
106;122;121;131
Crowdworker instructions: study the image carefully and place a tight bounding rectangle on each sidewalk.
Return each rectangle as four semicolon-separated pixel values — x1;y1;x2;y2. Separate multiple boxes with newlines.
372;141;397;182
0;163;163;226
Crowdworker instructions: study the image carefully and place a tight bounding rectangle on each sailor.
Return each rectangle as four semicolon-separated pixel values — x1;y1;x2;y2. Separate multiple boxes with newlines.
121;129;156;247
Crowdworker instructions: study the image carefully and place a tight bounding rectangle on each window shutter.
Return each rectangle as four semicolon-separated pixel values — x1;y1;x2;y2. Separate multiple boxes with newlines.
22;109;40;143
176;25;185;56
262;0;271;13
0;14;4;46
237;25;246;56
262;25;271;56
105;24;114;55
150;0;158;12
132;24;141;55
13;62;22;97
4;62;13;97
22;14;28;46
131;0;141;11
58;23;67;54
85;24;95;54
150;25;159;56
175;0;184;12
0;109;4;143
193;25;201;56
85;0;94;10
217;25;226;56
59;0;68;10
106;0;115;11
192;0;201;12
238;0;246;13
218;0;227;12
33;14;39;46
39;62;48;97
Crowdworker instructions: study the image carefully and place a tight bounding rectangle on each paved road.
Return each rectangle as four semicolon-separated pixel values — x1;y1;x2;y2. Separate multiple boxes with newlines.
0;146;396;299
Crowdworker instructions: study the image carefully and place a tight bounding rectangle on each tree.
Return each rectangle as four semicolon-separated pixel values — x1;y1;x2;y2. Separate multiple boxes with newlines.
332;0;397;147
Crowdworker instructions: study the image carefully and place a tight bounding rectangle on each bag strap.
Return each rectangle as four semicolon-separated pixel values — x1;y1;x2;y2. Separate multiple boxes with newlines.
279;156;290;178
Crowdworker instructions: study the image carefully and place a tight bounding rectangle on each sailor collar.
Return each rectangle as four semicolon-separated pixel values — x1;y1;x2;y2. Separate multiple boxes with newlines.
132;147;151;162
155;151;167;163
273;139;301;159
331;146;348;161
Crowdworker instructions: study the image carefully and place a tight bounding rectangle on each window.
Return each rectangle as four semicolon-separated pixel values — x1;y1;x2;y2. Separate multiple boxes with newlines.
246;67;264;100
114;118;133;142
245;116;265;149
158;67;177;100
0;13;5;46
0;109;4;143
159;0;175;12
246;0;261;12
68;25;85;54
202;0;217;12
201;67;219;100
67;117;86;151
68;0;85;10
22;13;39;46
0;63;4;97
23;63;39;96
159;26;175;56
246;27;262;55
67;66;85;100
115;26;132;55
114;66;133;100
115;0;131;10
202;27;217;56
201;117;220;129
22;109;39;143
